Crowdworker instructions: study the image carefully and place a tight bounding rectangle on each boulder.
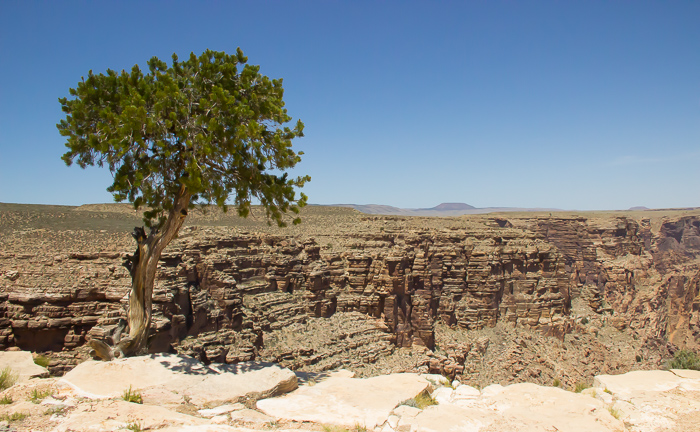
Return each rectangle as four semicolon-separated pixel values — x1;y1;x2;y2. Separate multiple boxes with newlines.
54;400;204;432
256;373;430;428
594;369;700;432
406;383;623;432
0;351;49;382
59;353;297;406
593;370;685;395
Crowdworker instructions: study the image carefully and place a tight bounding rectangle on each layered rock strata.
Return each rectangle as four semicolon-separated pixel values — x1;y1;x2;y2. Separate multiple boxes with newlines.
1;206;700;385
1;221;571;374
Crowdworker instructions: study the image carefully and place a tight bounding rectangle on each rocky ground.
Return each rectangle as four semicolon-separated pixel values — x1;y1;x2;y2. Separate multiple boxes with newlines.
1;204;700;391
1;350;700;432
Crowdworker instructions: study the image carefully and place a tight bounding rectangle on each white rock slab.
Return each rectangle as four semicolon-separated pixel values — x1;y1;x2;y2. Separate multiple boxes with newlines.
671;369;700;380
54;399;205;432
257;373;430;428
159;427;313;432
229;408;276;424
431;386;454;404
406;383;623;432
481;383;504;397
59;354;297;407
0;350;49;382
185;362;297;406
59;353;204;398
198;403;244;418
594;370;684;396
453;384;480;399
419;373;449;387
296;368;356;385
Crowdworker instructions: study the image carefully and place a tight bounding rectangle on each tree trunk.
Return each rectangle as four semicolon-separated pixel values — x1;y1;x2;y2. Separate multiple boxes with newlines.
90;185;191;360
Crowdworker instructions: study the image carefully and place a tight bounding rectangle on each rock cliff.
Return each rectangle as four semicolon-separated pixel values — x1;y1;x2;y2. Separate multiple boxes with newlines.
1;204;699;386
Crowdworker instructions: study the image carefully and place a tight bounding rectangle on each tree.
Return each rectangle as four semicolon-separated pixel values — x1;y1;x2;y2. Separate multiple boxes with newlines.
58;48;309;359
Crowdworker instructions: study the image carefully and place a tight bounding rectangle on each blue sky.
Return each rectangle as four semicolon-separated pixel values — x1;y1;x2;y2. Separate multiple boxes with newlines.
1;1;698;210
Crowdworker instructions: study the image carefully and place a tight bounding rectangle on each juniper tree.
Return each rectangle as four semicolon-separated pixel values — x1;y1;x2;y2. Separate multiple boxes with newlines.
58;48;309;359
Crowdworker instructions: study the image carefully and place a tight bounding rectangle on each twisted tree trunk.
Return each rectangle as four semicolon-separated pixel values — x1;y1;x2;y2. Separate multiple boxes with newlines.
89;186;191;360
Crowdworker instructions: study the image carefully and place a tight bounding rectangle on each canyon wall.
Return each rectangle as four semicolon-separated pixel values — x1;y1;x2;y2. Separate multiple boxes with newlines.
1;208;699;380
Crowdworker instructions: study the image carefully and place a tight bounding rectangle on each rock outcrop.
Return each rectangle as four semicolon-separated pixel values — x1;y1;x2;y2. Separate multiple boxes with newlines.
1;205;700;386
1;352;699;432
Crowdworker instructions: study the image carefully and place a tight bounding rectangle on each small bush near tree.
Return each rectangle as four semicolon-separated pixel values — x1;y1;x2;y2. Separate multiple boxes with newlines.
0;412;28;422
574;382;590;393
608;406;621;420
33;355;50;368
122;386;143;404
45;405;67;416
0;367;18;391
126;421;143;432
668;349;700;370
399;391;438;409
29;388;54;403
321;425;367;432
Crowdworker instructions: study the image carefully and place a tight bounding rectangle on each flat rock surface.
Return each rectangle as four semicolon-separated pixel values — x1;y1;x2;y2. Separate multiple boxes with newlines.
411;383;622;432
256;373;431;428
59;353;297;404
53;399;206;432
594;370;686;395
0;351;48;382
1;354;700;432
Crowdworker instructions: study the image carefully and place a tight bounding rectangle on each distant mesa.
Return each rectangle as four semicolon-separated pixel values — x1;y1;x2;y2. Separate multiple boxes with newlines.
331;202;558;217
425;203;476;211
629;206;650;211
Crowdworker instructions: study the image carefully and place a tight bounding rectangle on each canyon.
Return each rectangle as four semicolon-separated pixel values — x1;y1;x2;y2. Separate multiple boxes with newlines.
1;203;699;389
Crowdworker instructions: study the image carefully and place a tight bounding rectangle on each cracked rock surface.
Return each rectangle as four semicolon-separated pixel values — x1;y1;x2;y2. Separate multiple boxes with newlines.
0;352;699;432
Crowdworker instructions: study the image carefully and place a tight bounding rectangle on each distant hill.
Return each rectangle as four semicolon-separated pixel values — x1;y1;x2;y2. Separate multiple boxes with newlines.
426;203;476;211
629;206;650;211
332;203;559;217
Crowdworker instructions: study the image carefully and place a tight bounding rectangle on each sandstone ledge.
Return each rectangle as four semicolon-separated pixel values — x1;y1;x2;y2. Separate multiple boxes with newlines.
0;352;699;432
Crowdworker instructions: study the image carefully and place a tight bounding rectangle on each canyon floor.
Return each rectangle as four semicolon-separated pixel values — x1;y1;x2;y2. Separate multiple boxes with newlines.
1;203;700;431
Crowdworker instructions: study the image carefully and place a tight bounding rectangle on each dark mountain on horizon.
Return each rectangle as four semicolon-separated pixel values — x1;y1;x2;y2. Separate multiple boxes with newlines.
424;202;476;211
331;202;559;217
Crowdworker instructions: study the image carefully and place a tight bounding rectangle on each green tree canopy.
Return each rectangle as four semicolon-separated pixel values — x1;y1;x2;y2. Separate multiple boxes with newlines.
57;48;309;359
58;48;309;228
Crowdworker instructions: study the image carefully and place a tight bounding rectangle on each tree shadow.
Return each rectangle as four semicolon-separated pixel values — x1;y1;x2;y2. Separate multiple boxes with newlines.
295;370;334;385
154;353;272;376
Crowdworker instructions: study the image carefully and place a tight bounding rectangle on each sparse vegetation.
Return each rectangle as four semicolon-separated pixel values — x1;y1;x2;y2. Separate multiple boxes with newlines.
34;354;50;368
399;391;438;409
0;412;28;422
264;420;280;429
29;387;54;403
45;405;67;416
552;378;561;388
0;366;18;391
635;354;642;363
668;349;700;370
125;421;143;431
0;394;13;404
604;388;612;395
122;386;143;404
443;375;456;389
321;425;367;432
580;317;589;325
574;382;590;393
608;406;621;420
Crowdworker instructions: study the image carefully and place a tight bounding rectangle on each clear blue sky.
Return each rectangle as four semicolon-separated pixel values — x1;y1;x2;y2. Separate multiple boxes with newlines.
1;1;699;210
